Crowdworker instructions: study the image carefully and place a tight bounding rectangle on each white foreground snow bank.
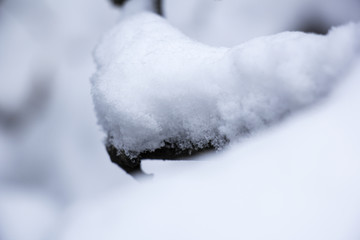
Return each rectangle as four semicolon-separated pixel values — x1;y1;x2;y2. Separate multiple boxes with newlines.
92;12;360;158
61;59;360;240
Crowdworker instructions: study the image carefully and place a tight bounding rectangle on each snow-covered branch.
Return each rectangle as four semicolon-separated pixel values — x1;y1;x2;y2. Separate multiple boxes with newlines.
91;9;360;173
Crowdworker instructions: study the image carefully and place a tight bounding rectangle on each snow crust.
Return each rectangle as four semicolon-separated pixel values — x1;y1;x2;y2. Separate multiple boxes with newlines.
92;13;360;158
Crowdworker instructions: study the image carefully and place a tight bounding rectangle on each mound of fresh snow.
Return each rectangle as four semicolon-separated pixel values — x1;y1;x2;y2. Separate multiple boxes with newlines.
91;12;360;159
60;58;360;240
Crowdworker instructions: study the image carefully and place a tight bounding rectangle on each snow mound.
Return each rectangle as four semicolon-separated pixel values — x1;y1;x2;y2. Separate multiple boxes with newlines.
60;58;360;240
91;12;360;158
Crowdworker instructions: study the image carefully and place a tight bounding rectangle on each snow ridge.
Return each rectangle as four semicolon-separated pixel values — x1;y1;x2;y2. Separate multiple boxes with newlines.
91;12;360;158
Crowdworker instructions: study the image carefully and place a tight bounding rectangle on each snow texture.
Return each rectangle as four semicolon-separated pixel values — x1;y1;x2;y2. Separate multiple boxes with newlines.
1;0;360;239
61;58;360;240
92;13;360;158
92;12;360;159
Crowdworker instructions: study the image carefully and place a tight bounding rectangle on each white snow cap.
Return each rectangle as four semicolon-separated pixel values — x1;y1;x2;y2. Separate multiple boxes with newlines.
92;12;360;158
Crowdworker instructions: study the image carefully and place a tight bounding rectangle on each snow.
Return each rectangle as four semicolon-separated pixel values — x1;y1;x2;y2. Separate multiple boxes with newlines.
165;0;360;46
60;58;360;240
0;8;44;112
0;0;360;239
92;12;360;159
0;1;135;239
0;187;60;240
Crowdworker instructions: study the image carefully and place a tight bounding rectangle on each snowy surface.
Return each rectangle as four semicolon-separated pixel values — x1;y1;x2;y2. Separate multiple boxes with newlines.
0;0;360;239
61;58;360;240
166;0;360;46
92;12;360;158
0;187;60;240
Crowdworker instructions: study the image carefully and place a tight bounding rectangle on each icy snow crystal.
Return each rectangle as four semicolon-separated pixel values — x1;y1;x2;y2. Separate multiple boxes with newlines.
91;12;360;158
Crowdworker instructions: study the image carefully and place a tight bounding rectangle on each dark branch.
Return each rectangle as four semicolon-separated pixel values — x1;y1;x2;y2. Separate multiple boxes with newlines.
110;0;163;16
111;0;128;6
153;0;163;16
105;137;221;176
296;18;329;35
